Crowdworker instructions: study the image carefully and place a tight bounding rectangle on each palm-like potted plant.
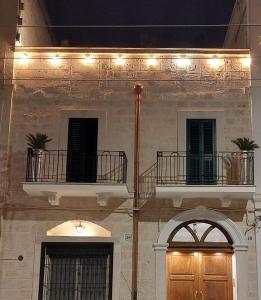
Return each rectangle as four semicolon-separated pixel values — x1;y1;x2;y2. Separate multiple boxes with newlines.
231;138;259;151
26;133;52;181
26;133;52;150
231;137;259;184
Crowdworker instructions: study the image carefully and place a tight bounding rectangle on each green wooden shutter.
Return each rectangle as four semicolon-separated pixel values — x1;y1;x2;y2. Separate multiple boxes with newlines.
202;120;216;184
187;119;216;184
187;120;201;184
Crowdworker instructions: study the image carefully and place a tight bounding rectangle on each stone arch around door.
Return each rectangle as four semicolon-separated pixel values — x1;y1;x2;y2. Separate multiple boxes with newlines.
153;207;248;300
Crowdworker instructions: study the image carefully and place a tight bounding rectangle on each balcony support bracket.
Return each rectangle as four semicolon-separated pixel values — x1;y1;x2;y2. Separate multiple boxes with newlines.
220;196;232;208
172;196;182;208
97;192;112;207
42;192;61;206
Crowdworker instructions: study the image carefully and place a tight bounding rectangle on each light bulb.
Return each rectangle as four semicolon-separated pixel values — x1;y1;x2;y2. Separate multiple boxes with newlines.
115;57;126;66
19;53;29;65
50;56;62;66
147;58;157;66
209;58;224;69
83;56;95;64
75;222;85;234
242;57;251;67
176;58;191;68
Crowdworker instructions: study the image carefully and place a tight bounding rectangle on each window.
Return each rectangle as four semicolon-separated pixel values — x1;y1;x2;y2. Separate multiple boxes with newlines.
67;118;98;183
168;220;233;250
186;119;216;184
39;243;113;300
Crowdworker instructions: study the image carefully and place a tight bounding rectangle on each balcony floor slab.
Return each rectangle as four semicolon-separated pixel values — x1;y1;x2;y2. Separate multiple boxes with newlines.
23;182;130;205
155;185;256;203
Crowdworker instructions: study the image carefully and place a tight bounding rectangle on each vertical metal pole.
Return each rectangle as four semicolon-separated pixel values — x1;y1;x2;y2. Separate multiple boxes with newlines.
132;84;143;300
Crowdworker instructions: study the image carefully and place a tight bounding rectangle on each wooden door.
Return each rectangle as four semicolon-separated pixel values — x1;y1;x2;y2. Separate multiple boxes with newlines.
167;252;233;300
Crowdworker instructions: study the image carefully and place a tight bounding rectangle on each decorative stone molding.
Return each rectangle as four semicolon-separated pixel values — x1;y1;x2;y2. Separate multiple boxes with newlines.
234;244;249;251
14;49;250;90
158;206;247;247
153;243;169;251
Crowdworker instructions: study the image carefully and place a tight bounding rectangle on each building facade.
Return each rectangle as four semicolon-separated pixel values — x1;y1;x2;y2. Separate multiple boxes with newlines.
0;1;261;300
225;0;261;298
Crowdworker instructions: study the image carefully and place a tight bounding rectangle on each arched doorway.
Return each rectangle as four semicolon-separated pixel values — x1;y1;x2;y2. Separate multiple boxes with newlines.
167;220;233;300
153;207;248;300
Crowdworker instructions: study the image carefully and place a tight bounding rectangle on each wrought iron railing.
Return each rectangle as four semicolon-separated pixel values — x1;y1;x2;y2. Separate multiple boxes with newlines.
157;151;254;186
139;163;157;199
26;149;127;184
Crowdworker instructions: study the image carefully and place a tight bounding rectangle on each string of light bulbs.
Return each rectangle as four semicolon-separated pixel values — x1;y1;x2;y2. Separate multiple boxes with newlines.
12;54;251;69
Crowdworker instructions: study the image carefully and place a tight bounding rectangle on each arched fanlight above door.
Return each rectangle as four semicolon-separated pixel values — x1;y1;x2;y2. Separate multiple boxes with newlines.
168;220;233;251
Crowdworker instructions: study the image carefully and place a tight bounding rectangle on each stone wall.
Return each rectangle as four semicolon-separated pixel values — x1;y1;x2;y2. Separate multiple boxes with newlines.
0;48;257;300
0;206;258;300
18;0;54;46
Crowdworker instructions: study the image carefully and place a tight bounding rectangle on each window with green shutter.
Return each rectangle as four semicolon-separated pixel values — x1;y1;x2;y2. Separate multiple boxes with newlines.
186;119;216;185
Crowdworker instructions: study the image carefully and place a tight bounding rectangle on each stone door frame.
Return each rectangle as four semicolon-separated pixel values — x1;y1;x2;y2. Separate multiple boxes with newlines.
153;207;248;300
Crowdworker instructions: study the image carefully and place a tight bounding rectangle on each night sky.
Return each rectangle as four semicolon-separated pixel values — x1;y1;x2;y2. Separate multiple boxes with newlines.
44;0;236;48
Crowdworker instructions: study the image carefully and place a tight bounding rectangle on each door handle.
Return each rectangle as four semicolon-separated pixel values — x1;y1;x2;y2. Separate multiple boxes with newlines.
195;291;198;299
200;291;204;300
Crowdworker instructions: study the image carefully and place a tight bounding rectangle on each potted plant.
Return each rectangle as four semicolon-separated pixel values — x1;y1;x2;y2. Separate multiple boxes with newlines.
26;133;52;182
231;137;259;184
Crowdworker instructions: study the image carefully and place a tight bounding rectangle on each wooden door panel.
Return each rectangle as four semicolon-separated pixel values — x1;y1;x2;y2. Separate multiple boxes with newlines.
168;252;198;300
200;253;232;300
168;253;195;275
203;281;228;300
202;255;228;276
169;280;195;300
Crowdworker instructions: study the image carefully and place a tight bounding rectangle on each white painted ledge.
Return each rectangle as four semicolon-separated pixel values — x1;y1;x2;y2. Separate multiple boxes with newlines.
156;185;256;203
23;182;129;206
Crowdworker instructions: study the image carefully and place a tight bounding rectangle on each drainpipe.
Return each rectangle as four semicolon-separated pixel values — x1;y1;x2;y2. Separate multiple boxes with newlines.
132;84;143;300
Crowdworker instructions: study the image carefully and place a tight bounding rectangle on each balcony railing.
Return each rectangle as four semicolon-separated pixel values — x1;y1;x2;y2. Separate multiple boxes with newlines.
157;151;254;186
26;149;127;184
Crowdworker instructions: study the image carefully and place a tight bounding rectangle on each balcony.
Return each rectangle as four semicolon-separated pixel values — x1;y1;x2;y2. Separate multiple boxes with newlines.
154;151;255;206
23;149;129;205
